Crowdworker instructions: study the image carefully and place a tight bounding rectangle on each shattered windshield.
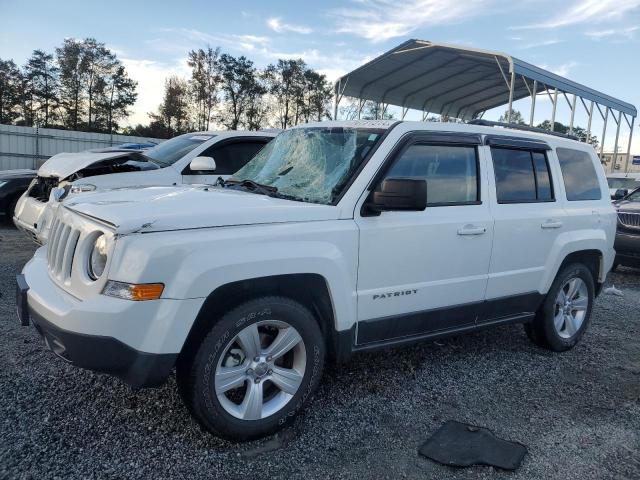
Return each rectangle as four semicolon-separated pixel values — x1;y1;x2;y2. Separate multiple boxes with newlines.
143;133;215;167
231;127;385;204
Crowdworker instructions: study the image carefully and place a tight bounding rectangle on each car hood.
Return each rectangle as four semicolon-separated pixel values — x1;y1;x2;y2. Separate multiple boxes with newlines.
615;201;640;213
38;151;135;179
63;185;339;233
0;169;37;180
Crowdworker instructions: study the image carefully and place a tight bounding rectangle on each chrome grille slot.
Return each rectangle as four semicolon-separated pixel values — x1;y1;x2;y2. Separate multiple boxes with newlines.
618;212;640;228
47;216;81;281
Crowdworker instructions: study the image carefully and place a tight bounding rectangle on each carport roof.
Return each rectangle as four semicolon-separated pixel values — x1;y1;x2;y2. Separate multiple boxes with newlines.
335;39;637;120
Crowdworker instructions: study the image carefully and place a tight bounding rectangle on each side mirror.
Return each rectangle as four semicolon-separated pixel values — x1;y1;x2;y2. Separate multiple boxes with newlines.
365;178;427;215
189;156;216;172
613;188;628;200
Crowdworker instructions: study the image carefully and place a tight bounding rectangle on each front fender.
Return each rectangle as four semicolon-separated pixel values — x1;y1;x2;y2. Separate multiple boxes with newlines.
109;221;360;332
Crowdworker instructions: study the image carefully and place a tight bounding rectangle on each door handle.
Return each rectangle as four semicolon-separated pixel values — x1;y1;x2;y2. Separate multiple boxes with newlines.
541;220;563;229
457;225;487;236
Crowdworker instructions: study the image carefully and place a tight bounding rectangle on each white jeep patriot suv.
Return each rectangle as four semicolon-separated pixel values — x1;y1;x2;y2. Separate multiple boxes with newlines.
17;120;616;441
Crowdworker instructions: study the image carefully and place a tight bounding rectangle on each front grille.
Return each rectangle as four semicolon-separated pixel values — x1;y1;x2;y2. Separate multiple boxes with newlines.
28;176;59;202
47;216;80;282
618;212;640;229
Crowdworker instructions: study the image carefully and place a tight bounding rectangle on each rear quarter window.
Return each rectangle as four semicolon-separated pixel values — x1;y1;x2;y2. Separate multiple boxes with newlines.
556;148;602;201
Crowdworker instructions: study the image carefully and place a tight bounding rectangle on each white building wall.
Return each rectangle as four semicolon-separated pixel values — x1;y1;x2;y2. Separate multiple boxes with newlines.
0;124;163;170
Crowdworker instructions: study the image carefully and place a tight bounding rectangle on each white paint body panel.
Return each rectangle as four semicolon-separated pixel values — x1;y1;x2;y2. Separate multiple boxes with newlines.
23;121;617;355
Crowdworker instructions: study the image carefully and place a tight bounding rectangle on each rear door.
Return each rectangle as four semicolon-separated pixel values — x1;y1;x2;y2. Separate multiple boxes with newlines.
484;136;565;314
355;132;494;345
182;137;271;185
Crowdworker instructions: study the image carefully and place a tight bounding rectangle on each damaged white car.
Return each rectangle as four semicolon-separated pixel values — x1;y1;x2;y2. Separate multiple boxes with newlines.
13;130;276;243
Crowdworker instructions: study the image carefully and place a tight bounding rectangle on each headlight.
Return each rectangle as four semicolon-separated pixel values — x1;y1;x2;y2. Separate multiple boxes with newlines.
88;234;108;280
71;184;96;194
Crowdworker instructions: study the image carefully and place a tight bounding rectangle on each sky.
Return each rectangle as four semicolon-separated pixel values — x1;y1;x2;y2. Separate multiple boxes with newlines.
1;0;639;152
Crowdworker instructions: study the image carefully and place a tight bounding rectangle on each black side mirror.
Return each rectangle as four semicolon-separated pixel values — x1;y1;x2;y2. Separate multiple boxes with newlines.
613;188;628;200
364;178;427;215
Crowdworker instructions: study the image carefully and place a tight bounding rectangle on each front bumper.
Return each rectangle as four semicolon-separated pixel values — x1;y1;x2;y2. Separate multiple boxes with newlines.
18;249;204;388
614;231;640;268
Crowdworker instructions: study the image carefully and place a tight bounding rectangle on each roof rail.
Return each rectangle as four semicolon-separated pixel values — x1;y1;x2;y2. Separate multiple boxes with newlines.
468;119;579;141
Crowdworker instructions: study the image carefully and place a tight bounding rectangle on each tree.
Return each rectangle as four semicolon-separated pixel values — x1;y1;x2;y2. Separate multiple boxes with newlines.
94;65;137;133
265;59;305;129
24;50;59;126
299;69;332;122
56;38;85;129
498;109;526;125
0;59;22;124
537;120;599;149
149;76;192;137
217;54;263;130
187;46;220;131
339;98;395;121
80;38;117;129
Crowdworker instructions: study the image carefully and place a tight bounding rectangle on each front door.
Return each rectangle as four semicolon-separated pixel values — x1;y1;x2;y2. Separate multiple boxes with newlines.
355;136;493;345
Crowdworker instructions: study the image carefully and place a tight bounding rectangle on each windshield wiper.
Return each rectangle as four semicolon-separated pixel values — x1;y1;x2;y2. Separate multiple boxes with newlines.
222;178;279;196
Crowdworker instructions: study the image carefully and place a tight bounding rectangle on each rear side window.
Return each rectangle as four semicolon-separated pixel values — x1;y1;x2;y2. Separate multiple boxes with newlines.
556;148;602;201
384;144;479;205
491;148;554;203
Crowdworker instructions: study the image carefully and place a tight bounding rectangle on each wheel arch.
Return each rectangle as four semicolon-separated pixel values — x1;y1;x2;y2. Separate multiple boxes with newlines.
549;249;604;296
178;273;346;363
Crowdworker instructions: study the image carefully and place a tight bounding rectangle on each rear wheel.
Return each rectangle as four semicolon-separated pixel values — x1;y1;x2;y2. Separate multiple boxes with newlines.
177;296;325;441
525;263;594;351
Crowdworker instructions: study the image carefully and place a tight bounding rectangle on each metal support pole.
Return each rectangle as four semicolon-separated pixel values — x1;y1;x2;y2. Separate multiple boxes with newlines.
357;99;365;120
529;80;537;126
506;71;515;123
550;88;558;131
624;115;635;173
599;108;609;162
381;103;389;119
568;95;577;135
612;110;623;170
586;101;594;144
333;82;340;121
402;106;408;120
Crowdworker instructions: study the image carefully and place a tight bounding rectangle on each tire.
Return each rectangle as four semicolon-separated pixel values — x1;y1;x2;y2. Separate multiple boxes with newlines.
525;263;595;352
177;296;325;441
4;196;19;223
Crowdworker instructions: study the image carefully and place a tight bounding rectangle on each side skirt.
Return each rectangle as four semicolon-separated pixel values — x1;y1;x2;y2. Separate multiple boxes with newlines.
348;292;543;354
352;312;534;353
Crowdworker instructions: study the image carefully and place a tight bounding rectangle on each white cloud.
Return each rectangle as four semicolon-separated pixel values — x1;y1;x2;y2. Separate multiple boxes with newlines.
513;0;640;29
517;39;562;49
266;17;313;34
585;26;639;40
539;61;579;77
330;0;492;42
120;57;191;126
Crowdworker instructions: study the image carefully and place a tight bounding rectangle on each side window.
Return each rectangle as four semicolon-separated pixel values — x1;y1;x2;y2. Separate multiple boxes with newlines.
491;148;554;203
384;144;479;205
200;141;268;175
556;148;602;201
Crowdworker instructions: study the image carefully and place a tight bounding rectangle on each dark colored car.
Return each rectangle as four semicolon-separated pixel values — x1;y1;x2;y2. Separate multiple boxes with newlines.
0;169;37;220
613;187;640;270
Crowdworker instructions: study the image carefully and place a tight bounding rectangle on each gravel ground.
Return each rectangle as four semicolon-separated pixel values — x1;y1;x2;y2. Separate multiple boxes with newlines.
1;222;639;479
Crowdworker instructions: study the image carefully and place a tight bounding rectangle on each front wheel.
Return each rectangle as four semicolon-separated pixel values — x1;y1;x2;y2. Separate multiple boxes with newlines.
177;296;325;441
525;263;594;352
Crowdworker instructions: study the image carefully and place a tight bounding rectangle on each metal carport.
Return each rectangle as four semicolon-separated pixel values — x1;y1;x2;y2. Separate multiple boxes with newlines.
334;39;637;171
